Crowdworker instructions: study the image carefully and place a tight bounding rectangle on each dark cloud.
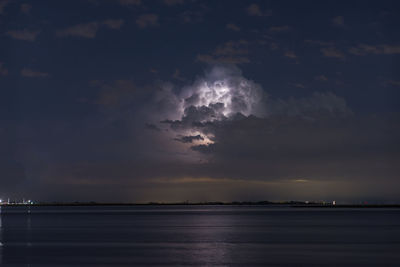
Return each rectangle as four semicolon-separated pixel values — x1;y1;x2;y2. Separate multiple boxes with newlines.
332;16;345;27
270;92;352;117
386;80;400;87
306;40;400;59
174;134;204;143
136;14;159;28
268;25;291;33
304;40;335;46
91;79;145;107
196;54;250;65
152;95;399;201
320;47;346;59
304;40;346;60
0;62;8;76
152;66;399;198
180;9;204;23
4;63;400;202
197;40;251;64
56;19;124;38
164;90;354;148
3;1;400;202
349;44;400;56
284;51;297;59
226;23;241;31
163;0;185;6
17;109;399;202
187;113;400;183
6;29;40;41
172;69;185;81
145;123;162;132
246;3;271;17
315;75;328;82
56;22;99;38
118;0;141;6
21;68;49;78
0;0;9;14
20;3;32;14
155;68;356;172
103;19;124;29
288;82;305;88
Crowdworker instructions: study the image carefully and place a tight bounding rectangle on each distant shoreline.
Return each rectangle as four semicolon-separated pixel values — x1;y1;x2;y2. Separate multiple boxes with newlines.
2;202;400;208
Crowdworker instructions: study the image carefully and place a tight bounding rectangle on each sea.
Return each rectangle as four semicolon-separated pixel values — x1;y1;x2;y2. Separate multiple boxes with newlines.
0;205;399;266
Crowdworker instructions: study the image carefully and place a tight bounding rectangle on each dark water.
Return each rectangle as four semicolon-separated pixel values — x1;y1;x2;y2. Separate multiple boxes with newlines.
1;205;399;266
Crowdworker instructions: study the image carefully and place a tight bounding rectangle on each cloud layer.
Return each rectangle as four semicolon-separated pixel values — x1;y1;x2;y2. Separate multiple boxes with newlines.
3;65;399;202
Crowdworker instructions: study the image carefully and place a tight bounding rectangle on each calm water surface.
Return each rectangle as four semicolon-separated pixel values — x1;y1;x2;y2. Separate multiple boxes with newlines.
0;205;399;266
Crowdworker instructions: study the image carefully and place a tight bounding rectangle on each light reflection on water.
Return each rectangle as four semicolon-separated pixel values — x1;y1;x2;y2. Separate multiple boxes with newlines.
0;205;399;266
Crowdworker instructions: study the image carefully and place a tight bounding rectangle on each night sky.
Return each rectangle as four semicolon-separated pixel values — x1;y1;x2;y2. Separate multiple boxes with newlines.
1;0;400;203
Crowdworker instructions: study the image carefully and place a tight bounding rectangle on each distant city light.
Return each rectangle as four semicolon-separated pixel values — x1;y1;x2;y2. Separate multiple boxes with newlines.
0;198;34;205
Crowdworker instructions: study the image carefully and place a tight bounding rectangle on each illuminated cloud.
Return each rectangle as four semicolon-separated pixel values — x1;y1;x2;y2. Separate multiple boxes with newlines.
154;66;268;148
178;65;267;118
152;66;355;166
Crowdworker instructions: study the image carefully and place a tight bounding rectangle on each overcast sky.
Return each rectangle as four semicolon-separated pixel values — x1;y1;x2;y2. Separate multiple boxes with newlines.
1;0;400;203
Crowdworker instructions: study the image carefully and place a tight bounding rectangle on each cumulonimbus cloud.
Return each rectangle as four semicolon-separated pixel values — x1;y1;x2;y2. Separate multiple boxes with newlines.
153;66;267;144
151;65;353;152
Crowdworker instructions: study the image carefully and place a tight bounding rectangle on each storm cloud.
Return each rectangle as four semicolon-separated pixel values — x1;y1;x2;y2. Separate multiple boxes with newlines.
2;0;399;203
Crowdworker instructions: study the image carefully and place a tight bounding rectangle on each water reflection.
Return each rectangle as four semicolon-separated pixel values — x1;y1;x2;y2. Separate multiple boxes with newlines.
0;205;399;265
188;212;234;265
